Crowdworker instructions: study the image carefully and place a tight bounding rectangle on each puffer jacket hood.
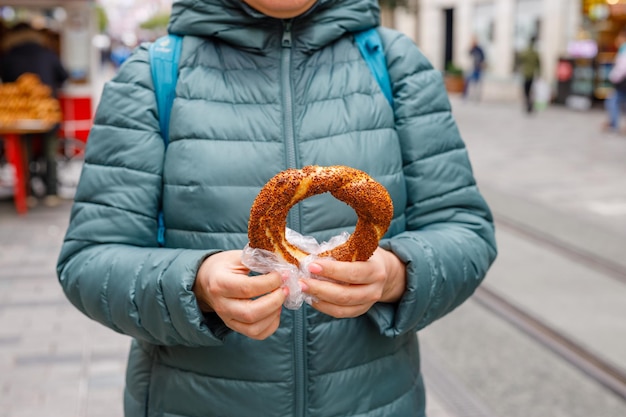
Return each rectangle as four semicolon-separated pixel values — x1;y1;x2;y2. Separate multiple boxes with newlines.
168;0;380;52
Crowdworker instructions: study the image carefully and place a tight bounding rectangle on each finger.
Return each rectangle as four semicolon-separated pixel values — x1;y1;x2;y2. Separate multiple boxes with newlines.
227;308;283;340
226;286;288;324
302;278;379;307
309;298;370;319
308;259;373;285
219;270;284;299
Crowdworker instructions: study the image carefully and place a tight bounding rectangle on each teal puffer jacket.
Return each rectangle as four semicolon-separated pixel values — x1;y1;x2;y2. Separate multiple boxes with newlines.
57;0;497;416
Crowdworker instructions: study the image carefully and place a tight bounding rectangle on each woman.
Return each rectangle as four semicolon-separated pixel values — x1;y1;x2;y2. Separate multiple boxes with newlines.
57;0;497;415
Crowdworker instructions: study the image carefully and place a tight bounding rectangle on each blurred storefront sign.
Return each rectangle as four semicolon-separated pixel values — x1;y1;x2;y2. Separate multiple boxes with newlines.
566;39;599;59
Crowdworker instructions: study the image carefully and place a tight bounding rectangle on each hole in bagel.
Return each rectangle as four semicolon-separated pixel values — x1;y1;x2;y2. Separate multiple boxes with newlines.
286;193;358;247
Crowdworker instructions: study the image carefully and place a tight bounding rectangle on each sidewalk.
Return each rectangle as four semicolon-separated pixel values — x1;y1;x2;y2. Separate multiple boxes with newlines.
451;97;626;237
420;97;626;417
0;201;129;417
451;97;626;278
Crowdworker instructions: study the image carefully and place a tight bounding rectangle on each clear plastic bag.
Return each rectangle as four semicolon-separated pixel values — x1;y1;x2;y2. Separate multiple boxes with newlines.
241;228;349;310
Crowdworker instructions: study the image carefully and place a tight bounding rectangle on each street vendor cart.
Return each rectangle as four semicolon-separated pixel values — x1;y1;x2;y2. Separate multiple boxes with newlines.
0;0;98;213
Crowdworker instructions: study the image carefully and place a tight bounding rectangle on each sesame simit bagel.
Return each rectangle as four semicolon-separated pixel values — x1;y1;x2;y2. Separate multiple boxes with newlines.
248;165;393;267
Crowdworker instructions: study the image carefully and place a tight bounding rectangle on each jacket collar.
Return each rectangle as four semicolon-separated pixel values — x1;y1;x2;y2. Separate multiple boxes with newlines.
167;0;380;53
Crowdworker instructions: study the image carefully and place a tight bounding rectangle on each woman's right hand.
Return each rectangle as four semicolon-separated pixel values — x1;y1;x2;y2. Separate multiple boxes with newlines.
193;250;288;340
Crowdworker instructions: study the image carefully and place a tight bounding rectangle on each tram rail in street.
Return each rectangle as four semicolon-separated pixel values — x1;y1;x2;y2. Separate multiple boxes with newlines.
494;215;626;286
481;211;626;400
473;285;626;402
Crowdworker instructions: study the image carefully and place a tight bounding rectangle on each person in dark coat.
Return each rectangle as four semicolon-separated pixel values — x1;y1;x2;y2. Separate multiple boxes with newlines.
0;22;68;204
0;22;68;97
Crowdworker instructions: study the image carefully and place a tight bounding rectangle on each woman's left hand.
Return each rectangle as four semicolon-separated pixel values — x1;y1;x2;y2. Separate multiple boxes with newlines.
300;247;406;318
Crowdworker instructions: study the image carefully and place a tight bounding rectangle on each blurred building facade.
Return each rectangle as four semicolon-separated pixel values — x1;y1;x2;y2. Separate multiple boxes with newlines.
4;1;626;107
416;0;626;104
417;0;583;100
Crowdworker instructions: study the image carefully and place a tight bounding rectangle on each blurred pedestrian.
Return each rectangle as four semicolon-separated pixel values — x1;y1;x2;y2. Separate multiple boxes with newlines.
463;36;486;100
517;36;541;114
109;40;132;70
603;28;626;134
0;22;68;205
57;0;497;416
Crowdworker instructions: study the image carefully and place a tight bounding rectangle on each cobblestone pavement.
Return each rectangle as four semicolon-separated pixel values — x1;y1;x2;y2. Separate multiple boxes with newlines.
0;97;624;417
453;98;626;237
0;202;129;417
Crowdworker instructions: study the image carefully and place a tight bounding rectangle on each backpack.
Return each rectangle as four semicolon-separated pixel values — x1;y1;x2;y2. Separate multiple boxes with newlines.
149;29;393;246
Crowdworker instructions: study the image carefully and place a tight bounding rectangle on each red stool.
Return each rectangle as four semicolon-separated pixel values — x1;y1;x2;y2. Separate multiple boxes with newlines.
1;124;56;215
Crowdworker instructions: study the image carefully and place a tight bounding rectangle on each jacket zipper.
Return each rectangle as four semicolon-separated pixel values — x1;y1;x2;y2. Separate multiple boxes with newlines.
281;19;306;417
281;20;298;172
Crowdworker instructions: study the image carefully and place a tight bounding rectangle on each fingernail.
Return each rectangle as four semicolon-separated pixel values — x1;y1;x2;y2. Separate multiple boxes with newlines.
281;272;289;283
300;280;309;293
283;286;290;296
308;263;322;274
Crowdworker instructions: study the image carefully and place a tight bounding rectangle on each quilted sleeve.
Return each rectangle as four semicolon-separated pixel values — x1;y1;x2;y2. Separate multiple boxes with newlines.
56;44;227;347
367;30;498;336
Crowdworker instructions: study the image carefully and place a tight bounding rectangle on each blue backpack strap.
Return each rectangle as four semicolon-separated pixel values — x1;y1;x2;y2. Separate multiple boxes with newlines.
354;28;394;109
149;34;183;145
149;34;182;246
